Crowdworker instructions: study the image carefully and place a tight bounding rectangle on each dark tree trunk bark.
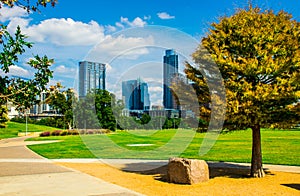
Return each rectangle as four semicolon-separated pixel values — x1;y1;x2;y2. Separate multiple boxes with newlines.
251;124;265;178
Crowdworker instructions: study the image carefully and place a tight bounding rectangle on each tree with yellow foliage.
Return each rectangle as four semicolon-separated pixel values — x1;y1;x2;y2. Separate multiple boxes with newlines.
186;6;300;177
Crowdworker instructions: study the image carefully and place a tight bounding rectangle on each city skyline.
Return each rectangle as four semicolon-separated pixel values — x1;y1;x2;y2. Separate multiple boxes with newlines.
1;0;299;106
89;49;184;108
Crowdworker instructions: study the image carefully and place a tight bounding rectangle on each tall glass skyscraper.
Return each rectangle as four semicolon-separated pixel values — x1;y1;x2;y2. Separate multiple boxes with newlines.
163;49;178;109
122;78;150;111
79;61;106;97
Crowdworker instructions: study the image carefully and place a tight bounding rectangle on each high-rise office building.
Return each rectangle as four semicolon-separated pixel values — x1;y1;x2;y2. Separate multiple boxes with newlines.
163;49;179;109
122;78;150;111
79;61;106;97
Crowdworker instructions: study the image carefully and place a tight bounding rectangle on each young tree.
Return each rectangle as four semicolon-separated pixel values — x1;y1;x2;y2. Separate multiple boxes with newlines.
94;89;116;131
73;93;100;130
186;6;300;177
74;90;117;131
46;83;75;129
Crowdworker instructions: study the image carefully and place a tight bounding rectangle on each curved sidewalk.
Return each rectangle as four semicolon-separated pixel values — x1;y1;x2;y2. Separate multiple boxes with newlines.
0;137;143;196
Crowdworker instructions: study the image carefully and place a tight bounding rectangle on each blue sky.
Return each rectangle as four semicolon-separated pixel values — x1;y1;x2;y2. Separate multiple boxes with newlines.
1;0;300;105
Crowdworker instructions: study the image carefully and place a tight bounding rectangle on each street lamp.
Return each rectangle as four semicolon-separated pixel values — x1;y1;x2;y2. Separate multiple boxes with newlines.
25;109;28;136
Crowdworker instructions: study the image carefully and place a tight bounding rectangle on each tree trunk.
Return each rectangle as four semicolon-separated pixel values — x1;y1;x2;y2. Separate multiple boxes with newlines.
251;124;265;178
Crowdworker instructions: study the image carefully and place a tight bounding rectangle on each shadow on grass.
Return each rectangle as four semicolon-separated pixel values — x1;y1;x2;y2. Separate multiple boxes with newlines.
120;161;273;183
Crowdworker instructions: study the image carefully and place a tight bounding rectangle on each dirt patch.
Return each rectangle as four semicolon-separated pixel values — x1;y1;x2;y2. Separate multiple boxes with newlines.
57;162;300;196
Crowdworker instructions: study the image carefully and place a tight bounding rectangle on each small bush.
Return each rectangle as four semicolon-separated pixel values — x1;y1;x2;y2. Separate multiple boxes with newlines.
40;131;50;137
99;129;111;134
93;129;102;134
68;130;79;135
79;129;86;134
51;130;62;136
86;130;94;134
60;130;68;136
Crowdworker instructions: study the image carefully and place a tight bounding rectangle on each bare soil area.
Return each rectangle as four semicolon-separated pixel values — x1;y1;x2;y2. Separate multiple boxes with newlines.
57;162;300;196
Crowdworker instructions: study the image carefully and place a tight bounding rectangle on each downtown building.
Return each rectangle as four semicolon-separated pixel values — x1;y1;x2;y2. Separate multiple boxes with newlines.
122;78;151;112
162;49;195;119
78;61;106;97
163;49;179;110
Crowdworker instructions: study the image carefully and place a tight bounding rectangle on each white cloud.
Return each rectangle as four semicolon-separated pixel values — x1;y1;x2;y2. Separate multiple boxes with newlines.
106;25;117;32
6;17;30;33
149;86;163;92
88;35;155;61
157;12;175;20
131;17;147;27
7;18;106;46
115;22;124;28
0;4;28;22
54;65;76;77
8;65;30;77
144;15;151;20
105;63;113;73
119;16;147;28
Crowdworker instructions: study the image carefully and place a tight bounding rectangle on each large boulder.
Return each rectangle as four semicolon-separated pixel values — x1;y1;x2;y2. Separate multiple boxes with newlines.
167;158;209;184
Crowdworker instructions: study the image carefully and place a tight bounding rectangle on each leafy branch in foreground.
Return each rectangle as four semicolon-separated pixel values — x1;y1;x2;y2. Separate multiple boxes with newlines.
0;26;53;127
0;0;57;12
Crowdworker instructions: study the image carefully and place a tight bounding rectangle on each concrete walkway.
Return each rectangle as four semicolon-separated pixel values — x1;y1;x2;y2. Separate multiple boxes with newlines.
0;137;144;196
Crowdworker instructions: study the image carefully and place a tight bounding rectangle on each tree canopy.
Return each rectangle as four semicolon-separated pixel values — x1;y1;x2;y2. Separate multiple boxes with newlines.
186;6;299;177
45;83;74;129
74;90;117;131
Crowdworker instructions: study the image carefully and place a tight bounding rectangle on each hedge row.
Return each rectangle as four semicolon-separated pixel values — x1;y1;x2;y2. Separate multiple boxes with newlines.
40;129;111;137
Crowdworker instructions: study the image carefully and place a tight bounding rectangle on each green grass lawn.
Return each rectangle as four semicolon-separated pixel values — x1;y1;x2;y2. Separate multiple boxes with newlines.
0;122;58;139
27;128;300;166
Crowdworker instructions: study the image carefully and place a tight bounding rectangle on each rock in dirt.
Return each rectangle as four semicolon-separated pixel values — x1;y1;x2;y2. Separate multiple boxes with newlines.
167;158;209;184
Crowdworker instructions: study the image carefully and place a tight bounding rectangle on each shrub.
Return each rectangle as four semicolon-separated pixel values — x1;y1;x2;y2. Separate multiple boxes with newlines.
51;130;62;136
60;130;68;136
79;129;86;134
99;129;111;134
93;129;102;134
86;130;94;134
40;131;50;137
68;130;79;135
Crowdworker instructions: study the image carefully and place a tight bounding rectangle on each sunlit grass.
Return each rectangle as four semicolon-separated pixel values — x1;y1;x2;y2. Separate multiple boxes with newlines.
0;122;58;139
26;128;300;165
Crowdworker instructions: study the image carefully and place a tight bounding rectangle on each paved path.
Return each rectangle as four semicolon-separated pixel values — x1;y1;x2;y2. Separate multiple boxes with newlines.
0;137;143;196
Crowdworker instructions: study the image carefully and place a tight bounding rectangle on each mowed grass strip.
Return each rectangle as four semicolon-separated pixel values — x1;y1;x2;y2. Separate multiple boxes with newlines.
27;128;300;165
0;122;58;139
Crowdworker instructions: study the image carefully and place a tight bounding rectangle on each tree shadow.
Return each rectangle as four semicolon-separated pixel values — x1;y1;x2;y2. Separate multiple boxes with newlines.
121;162;169;182
120;161;274;183
281;184;300;191
208;162;250;178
